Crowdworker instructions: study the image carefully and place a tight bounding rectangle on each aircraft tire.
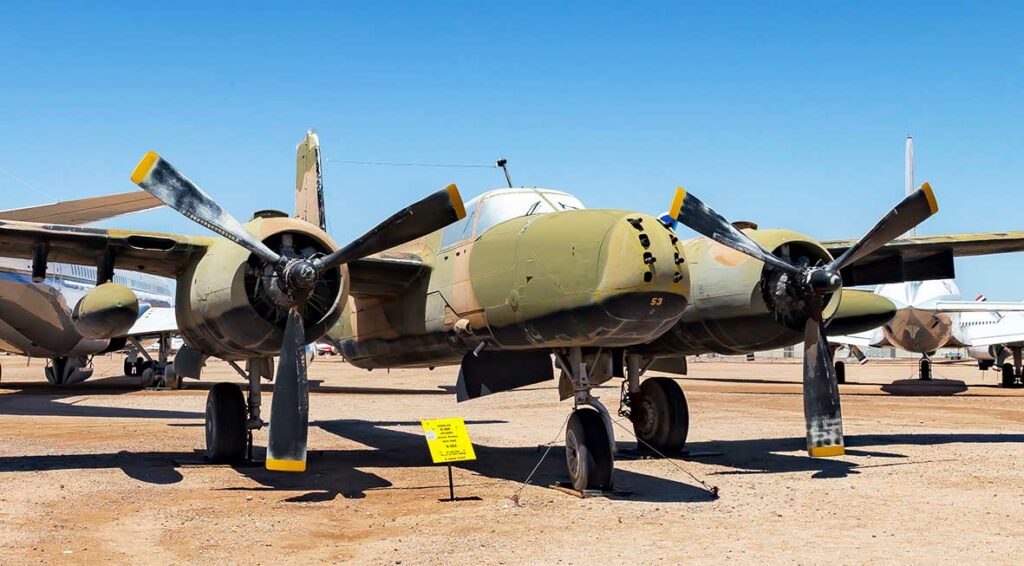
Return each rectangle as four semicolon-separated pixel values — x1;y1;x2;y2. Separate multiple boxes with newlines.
565;408;613;491
631;377;689;453
206;383;247;464
164;363;181;389
1002;364;1015;388
835;361;846;384
140;368;156;388
123;358;135;377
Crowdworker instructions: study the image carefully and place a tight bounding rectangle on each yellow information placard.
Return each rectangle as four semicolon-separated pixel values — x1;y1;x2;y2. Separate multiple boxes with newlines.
421;417;477;464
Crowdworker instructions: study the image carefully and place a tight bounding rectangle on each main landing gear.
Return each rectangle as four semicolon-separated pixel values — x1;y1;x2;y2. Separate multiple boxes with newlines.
555;348;690;491
1001;347;1023;388
125;334;179;388
206;358;271;463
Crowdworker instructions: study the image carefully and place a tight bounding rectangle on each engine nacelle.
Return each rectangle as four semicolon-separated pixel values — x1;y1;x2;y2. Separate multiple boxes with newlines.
72;282;139;339
176;215;347;360
637;229;841;356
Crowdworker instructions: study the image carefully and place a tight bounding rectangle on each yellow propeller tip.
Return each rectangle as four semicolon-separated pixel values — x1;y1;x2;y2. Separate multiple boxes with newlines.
130;151;160;185
920;181;938;215
265;458;307;472
669;187;686;220
446;184;467;220
808;445;845;458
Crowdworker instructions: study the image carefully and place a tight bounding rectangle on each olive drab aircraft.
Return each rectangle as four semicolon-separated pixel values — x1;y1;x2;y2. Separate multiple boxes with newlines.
328;171;1024;491
0;131;467;473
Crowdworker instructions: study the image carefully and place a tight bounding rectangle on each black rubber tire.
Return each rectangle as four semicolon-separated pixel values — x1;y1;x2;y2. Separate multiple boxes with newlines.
631;377;689;453
920;359;932;381
206;383;247;464
835;361;846;384
978;360;994;371
565;409;613;491
123;358;134;377
1002;364;1015;388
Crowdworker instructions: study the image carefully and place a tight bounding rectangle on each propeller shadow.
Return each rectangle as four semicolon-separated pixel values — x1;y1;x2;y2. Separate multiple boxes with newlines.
689;432;1024;478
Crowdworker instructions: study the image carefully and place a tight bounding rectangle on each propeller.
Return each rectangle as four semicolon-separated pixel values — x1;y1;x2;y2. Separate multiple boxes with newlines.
131;151;466;471
668;183;938;456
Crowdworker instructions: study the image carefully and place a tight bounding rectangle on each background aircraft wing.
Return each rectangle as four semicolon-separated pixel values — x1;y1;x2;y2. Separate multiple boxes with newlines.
828;330;891;348
821;231;1024;286
0;219;212;278
961;317;1024;348
126;306;178;338
935;301;1024;313
0;191;162;225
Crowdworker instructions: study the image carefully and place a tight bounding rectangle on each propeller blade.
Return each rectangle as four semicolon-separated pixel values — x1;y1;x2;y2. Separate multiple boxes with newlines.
668;187;800;274
829;182;938;271
803;315;844;457
131;151;282;265
318;184;466;270
266;307;309;472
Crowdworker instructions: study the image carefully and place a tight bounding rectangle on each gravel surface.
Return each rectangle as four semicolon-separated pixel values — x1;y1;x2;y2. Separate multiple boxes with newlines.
0;354;1021;564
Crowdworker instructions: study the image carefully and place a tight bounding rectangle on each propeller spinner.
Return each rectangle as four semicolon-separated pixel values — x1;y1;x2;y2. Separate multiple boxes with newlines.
668;183;938;456
131;151;465;471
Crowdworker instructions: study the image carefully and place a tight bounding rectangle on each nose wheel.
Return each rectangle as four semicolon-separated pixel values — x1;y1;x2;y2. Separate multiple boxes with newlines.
919;356;932;381
565;408;614;491
1001;347;1024;388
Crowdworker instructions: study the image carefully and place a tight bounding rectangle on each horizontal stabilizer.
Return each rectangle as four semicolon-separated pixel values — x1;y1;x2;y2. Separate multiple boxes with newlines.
0;191;162;225
456;350;554;402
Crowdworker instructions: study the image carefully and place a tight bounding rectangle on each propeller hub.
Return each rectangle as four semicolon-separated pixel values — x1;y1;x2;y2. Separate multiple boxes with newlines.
806;268;841;294
284;259;318;293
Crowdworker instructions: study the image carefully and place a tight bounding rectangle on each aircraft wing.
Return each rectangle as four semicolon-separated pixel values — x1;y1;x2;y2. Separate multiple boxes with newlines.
935;301;1024;313
126;306;178;338
0;191;162;225
821;232;1024;286
0;219;213;278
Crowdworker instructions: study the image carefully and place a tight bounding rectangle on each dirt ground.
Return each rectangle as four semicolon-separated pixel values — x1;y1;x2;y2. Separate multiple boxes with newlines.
0;353;1022;565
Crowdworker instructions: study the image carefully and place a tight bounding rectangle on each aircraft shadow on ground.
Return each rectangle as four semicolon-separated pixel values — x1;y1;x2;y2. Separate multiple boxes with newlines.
690;432;1024;479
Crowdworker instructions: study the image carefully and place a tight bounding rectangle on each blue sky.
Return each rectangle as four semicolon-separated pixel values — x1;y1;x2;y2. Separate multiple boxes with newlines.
1;2;1021;298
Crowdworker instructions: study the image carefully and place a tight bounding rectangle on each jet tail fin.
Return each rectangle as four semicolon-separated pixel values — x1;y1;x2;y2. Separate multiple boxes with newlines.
0;190;162;225
295;129;327;230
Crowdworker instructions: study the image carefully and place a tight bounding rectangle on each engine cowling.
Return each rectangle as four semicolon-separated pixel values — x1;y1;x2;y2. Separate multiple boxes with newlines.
72;282;139;339
176;215;347;360
637;229;842;355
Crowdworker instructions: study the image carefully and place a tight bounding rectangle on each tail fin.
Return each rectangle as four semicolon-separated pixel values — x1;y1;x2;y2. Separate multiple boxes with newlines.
295;130;327;230
0;190;162;225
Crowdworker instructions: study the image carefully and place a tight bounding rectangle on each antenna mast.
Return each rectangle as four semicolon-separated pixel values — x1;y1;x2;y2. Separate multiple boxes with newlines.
905;135;915;236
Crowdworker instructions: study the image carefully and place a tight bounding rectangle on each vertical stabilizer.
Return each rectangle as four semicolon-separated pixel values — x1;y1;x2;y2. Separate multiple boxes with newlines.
905;135;915;236
295;130;327;230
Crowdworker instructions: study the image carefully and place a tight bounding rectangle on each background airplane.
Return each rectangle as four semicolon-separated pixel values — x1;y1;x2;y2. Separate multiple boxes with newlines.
0;192;177;385
830;137;1024;386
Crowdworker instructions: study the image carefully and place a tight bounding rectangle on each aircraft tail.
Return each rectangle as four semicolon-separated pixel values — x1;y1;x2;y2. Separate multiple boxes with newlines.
0;191;162;225
295;130;327;230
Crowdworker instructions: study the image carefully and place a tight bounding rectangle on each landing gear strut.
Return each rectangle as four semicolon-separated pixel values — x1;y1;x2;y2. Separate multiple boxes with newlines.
208;358;269;463
555;347;614;491
1001;347;1023;388
919;355;932;381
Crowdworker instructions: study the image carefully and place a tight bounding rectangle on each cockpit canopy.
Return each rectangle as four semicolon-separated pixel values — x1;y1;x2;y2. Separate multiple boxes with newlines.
440;188;585;249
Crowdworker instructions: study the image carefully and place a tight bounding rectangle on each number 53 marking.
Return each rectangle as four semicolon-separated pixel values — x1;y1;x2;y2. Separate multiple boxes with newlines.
650;297;664;306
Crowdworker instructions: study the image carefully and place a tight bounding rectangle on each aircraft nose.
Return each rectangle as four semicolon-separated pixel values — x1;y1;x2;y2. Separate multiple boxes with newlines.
595;213;689;320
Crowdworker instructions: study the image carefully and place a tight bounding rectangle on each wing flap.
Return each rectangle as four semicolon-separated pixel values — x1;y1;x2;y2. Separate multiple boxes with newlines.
347;254;429;297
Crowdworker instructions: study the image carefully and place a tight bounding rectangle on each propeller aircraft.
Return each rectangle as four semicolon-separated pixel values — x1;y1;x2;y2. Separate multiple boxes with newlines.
0;131;466;473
